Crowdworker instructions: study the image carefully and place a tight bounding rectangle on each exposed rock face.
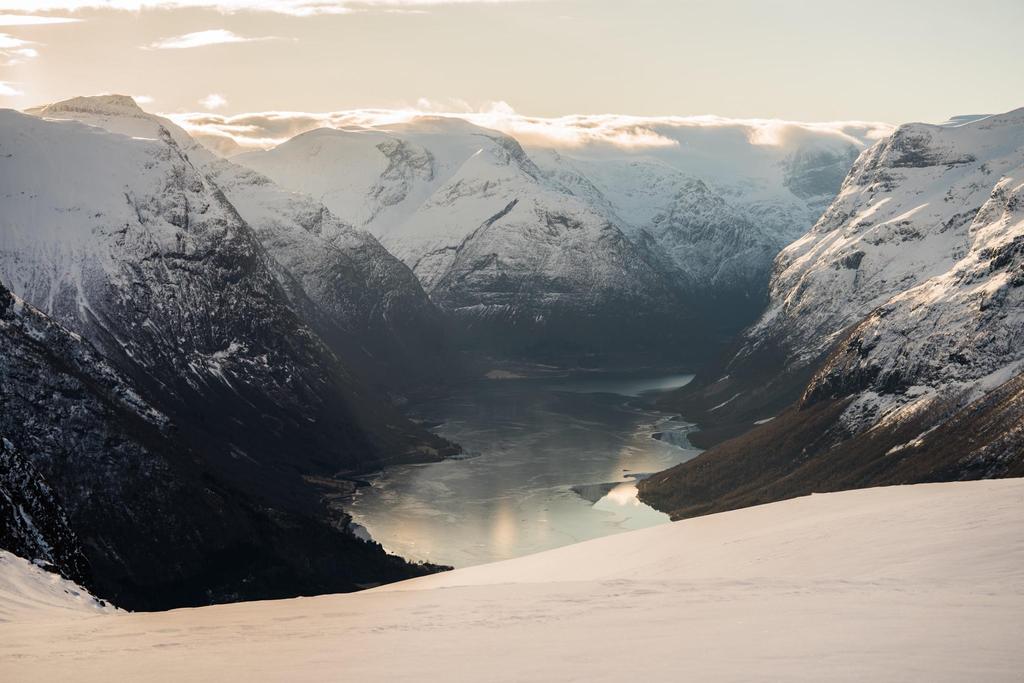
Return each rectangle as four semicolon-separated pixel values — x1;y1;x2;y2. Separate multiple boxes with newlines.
641;109;1024;518
30;95;452;389
639;373;1024;520
1;109;448;491
531;150;852;325
203;159;450;387
0;434;89;586
0;279;445;610
802;166;1024;431
0;278;233;605
0;106;454;609
530;132;871;325
750;108;1024;366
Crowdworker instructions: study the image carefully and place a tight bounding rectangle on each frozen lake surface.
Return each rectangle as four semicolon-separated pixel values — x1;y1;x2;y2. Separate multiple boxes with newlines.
349;371;699;567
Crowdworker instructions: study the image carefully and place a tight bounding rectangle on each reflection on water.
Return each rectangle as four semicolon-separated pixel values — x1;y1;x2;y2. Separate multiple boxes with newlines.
348;371;700;567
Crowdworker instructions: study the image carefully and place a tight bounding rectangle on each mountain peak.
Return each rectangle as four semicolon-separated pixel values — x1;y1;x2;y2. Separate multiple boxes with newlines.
37;94;146;119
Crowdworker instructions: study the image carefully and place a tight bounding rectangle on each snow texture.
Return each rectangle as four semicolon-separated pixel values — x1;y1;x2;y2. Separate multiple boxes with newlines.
1;479;1021;682
0;551;117;624
742;108;1024;433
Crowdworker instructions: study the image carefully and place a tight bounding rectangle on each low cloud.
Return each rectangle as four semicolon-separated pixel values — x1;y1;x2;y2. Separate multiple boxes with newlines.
166;102;894;154
146;29;280;49
0;1;536;17
0;14;82;25
0;34;32;48
0;33;39;65
0;81;23;96
199;93;228;110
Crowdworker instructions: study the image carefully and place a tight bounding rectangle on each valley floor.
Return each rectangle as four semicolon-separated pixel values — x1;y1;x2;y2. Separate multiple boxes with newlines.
2;479;1022;682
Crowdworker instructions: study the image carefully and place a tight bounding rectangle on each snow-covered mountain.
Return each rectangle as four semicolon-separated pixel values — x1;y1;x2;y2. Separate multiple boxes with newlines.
28;95;449;387
2;102;452;474
753;108;1024;366
0;103;458;607
641;109;1024;518
756;108;1024;425
236;119;694;355
3;480;1022;681
234;115;881;352
528;128;867;318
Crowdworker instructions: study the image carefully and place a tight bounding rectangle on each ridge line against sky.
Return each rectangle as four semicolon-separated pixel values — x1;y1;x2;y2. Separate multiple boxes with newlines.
0;0;1021;123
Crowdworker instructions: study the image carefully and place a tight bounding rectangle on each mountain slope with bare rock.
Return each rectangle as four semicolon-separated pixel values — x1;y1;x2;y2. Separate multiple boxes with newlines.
641;109;1024;518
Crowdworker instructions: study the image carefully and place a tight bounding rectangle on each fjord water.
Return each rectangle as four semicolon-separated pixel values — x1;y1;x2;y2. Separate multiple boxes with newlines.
348;372;699;568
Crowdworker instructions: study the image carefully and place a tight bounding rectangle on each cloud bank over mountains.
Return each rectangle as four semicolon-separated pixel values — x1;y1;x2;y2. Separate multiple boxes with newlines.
167;101;893;154
145;28;281;49
0;1;536;16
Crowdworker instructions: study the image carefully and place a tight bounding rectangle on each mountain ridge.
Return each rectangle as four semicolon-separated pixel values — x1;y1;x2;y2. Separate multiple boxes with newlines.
30;95;454;389
0;104;454;609
640;107;1024;518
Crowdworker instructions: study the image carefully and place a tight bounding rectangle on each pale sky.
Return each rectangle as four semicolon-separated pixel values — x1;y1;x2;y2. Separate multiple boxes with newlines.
1;0;1022;126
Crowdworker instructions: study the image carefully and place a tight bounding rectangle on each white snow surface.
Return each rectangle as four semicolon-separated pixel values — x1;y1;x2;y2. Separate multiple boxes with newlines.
2;479;1021;682
0;552;118;623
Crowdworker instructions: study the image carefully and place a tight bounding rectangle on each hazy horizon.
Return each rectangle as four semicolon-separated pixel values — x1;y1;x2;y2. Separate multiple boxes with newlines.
1;0;1022;127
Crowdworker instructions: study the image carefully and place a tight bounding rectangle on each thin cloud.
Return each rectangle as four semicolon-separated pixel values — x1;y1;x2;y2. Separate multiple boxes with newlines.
146;29;280;49
0;14;82;25
166;103;894;153
199;93;228;110
0;33;33;48
0;2;536;17
0;81;23;96
0;33;39;65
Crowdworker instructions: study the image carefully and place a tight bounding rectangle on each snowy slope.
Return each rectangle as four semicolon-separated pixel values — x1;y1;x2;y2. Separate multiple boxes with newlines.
0;551;117;623
642;109;1024;516
2;479;1022;681
27;94;214;162
30;95;449;386
805;167;1024;433
752;108;1024;363
750;108;1024;431
205;159;449;384
529;127;866;309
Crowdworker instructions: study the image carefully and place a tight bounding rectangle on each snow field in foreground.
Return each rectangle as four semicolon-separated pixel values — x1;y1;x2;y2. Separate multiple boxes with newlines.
1;478;1021;682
